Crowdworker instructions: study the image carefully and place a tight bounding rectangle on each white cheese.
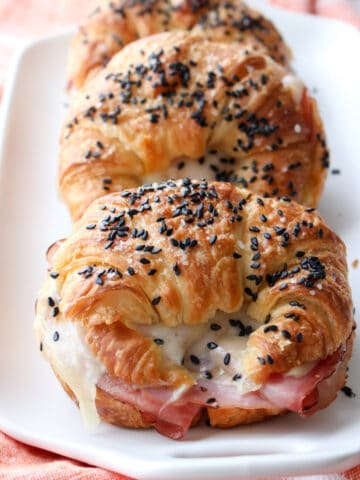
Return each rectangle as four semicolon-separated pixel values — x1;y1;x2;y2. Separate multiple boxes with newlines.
136;310;261;395
35;280;105;429
282;74;304;104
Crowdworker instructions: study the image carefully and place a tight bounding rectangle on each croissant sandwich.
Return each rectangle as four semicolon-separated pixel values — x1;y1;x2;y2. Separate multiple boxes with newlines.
35;180;355;440
67;0;291;91
60;31;328;220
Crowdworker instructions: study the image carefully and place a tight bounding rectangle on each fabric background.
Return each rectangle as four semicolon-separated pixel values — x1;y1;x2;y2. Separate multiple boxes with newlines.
0;0;359;478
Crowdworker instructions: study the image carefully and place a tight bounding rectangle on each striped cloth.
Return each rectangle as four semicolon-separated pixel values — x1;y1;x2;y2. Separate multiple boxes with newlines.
0;1;359;479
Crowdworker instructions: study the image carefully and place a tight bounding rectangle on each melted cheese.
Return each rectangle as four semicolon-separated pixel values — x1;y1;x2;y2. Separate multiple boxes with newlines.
35;280;105;428
142;151;238;185
286;362;316;378
136;311;261;395
282;74;304;104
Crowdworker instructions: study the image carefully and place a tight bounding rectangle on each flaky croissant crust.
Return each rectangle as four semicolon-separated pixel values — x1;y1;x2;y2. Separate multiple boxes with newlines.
38;180;354;388
60;31;328;220
68;0;291;90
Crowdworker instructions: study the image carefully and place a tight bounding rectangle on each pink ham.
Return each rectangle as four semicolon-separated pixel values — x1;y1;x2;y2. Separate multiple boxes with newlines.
259;346;345;414
97;342;349;439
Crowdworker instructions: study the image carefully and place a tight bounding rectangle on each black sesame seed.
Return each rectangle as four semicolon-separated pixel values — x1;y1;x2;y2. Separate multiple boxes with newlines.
151;296;161;306
296;251;305;258
264;314;271;324
206;397;217;404
296;332;303;343
232;373;242;381
233;252;242;259
190;354;200;365
224;353;231;365
264;325;278;333
207;342;218;350
173;263;181;276
52;306;59;317
281;330;291;339
53;331;60;342
210;323;221;331
266;354;274;365
148;269;157;276
86;223;97;230
342;386;356;398
204;371;213;379
47;297;55;307
209;235;217;246
257;356;266;365
139;257;150;264
127;267;135;276
154;338;164;345
50;272;59;279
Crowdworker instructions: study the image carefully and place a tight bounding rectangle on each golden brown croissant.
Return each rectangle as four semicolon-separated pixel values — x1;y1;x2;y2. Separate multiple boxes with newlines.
68;0;291;90
35;180;355;439
60;31;328;221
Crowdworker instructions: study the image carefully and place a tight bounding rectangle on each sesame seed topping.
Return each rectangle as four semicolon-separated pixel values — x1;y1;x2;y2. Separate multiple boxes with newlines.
281;330;291;339
206;397;217;404
264;325;278;333
210;323;221;331
190;354;200;365
173;263;181;276
209;235;217;245
266;354;274;364
151;296;161;306
53;331;60;342
257;356;266;365
342;386;356;398
224;353;231;365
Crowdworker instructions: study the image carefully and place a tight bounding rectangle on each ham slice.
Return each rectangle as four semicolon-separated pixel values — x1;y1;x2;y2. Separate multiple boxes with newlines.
259;346;345;414
97;342;349;439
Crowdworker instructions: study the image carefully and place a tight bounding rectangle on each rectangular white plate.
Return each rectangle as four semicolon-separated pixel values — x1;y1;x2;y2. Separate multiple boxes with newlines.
0;2;360;478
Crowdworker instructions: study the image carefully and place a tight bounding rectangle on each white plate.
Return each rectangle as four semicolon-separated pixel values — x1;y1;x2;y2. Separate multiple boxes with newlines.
0;3;360;479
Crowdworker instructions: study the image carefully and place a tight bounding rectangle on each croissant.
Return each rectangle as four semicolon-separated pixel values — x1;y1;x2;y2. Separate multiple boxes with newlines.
35;180;355;439
60;31;328;221
68;0;291;91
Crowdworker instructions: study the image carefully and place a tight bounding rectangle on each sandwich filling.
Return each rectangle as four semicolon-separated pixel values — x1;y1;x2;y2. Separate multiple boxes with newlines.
36;281;350;439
